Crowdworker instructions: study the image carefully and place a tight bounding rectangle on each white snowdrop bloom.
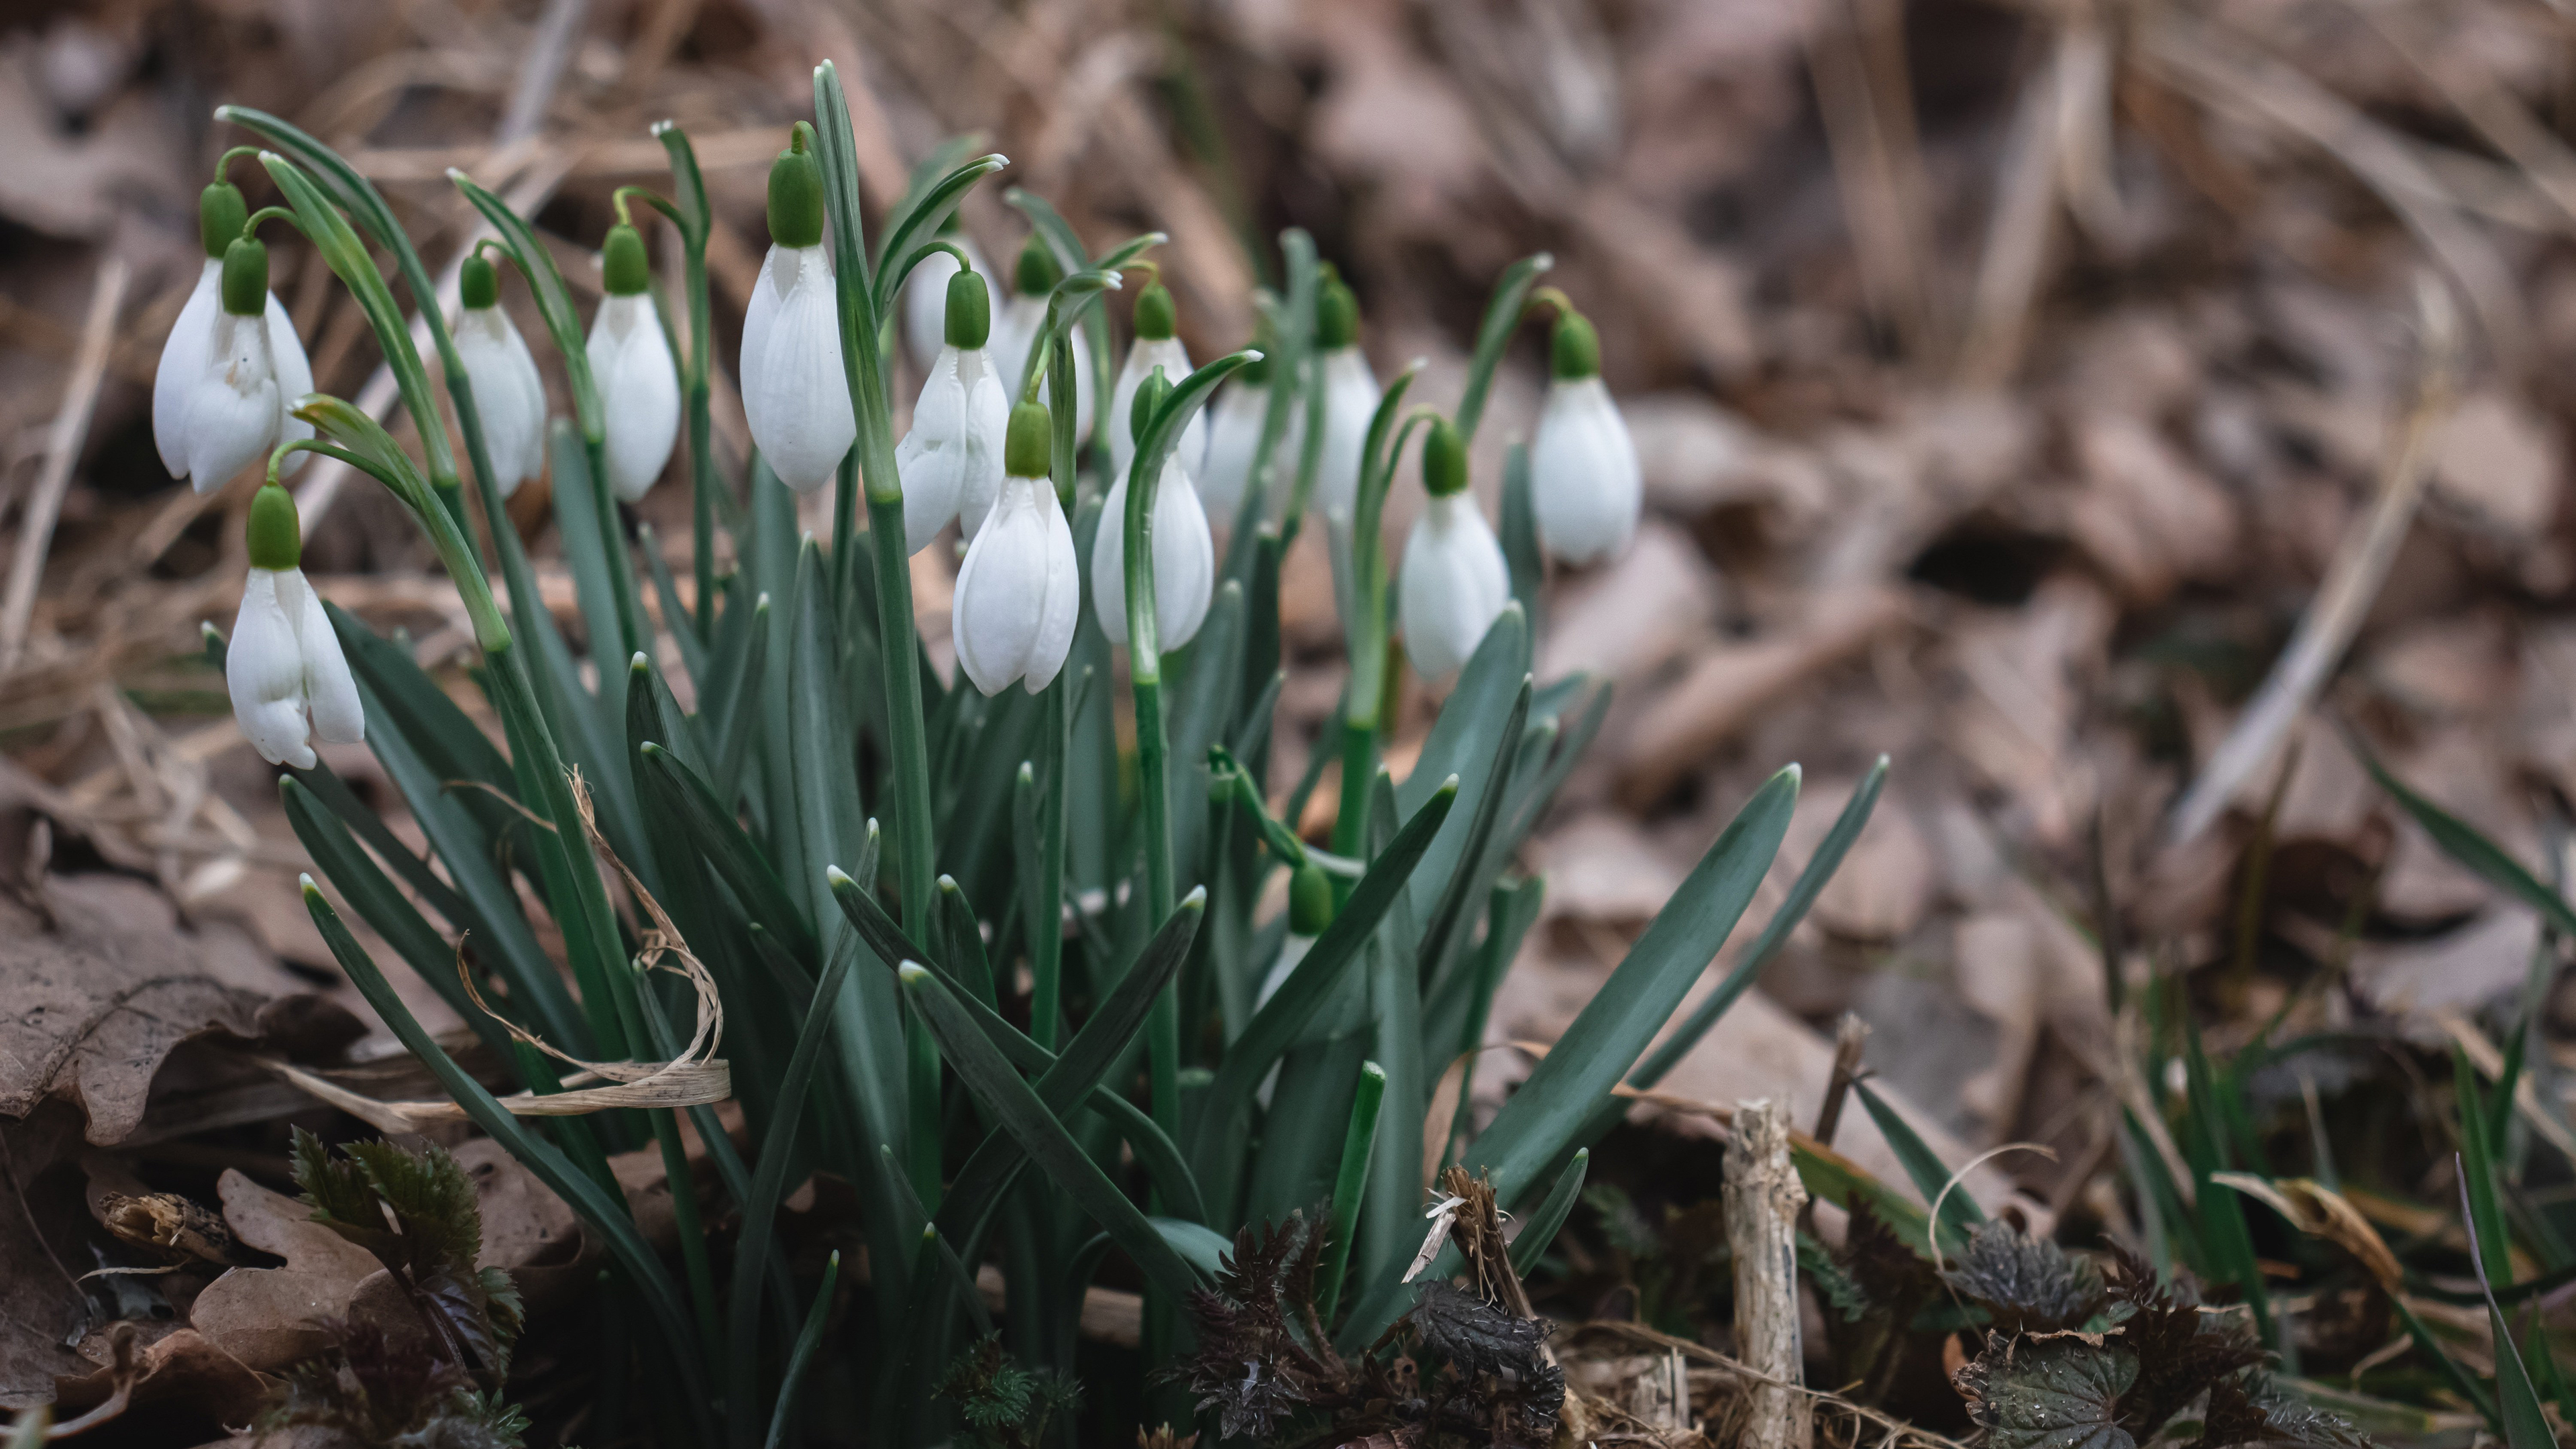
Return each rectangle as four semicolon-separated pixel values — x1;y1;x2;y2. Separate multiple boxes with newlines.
452;255;548;497
1106;283;1205;482
952;401;1079;696
1529;311;1641;566
894;269;1010;550
991;235;1096;443
740;134;855;494
228;483;362;770
1197;362;1298;527
1309;276;1379;521
903;223;988;371
1397;419;1511;681
1091;455;1214;650
155;214;315;494
584;223;680;502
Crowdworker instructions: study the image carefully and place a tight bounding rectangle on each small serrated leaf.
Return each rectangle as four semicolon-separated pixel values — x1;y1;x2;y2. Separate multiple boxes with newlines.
1955;1336;2139;1449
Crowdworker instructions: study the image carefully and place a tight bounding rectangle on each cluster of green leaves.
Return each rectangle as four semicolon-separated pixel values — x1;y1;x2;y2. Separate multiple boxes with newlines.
936;1336;1084;1448
259;1133;534;1448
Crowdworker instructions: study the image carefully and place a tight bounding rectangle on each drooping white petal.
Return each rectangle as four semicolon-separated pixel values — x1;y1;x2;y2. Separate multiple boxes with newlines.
586;292;682;502
1311;345;1380;520
154;260;221;479
741;244;856;494
952;474;1078;696
228;568;316;769
265;288;315;476
182;311;282;494
455;304;549;495
1530;375;1642;566
992;295;1095;442
894;345;1011;551
280;566;364;746
901;234;988;368
1198;380;1298;527
1091;458;1216;649
1107;336;1205;480
1398;492;1511;681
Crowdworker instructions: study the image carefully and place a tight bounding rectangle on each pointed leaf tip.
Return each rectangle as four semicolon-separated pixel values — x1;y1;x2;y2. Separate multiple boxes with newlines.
825;865;854;888
1182;885;1208;910
897;962;932;985
630;652;650;673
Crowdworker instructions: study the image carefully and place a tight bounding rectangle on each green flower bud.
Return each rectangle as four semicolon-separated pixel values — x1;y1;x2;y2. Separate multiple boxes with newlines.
945;268;990;350
767;125;825;250
1423;416;1468;497
1134;282;1176;341
1130;366;1172;447
1317;277;1359;350
1550;310;1601;381
200;182;248;261
602;223;650;297
246;482;301;571
460;254;500;310
1005;399;1053;477
1014;234;1063;297
220;237;269;317
1289;861;1335;936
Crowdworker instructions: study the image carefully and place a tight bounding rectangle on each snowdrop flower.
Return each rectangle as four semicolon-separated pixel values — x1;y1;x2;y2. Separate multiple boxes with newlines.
154;183;315;493
1310;274;1380;521
893;268;1010;550
903;213;988;371
584;222;680;502
1106;282;1204;483
1529;309;1640;566
952;400;1079;696
1197;336;1298;527
1092;370;1214;649
991;235;1095;442
741;127;855;494
1398;417;1509;681
451;254;547;497
227;481;362;770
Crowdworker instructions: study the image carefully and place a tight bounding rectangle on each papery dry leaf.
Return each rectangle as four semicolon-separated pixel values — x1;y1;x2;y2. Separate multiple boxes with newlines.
186;1171;384;1373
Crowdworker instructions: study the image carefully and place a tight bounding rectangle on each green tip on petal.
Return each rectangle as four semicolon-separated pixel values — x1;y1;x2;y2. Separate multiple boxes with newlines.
199;182;248;261
1316;276;1359;350
247;483;301;571
1014;234;1063;296
460;254;499;310
1135;282;1176;340
1289;862;1335;936
1131;366;1171;447
1005;400;1053;477
767;138;826;250
945;268;990;349
1423;417;1468;497
219;237;268;317
1550;310;1601;380
602;223;651;296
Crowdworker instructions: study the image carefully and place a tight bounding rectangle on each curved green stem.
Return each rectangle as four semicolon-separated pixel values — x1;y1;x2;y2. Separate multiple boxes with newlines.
239;206;307;240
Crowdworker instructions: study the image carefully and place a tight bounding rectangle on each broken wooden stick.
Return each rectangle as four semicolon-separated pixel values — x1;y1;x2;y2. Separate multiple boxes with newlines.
1727;1097;1811;1449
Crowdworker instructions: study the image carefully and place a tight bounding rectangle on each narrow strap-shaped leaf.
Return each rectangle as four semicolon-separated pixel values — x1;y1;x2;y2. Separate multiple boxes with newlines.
2464;1171;2556;1449
1852;1080;1983;1243
1410;674;1534;990
937;875;998;1008
1630;757;1890;1091
869;152;1010;319
300;879;709;1438
451;172;602;431
1508;1147;1588;1277
898;963;1205;1301
2352;728;2576;939
1462;766;1798;1204
763;1252;839;1449
290;758;472;929
1501;441;1544;630
1189;778;1461;1167
638;743;818;961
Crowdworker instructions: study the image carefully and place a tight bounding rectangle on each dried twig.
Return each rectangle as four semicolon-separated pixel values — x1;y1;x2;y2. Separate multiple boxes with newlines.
0;256;127;674
1726;1098;1809;1449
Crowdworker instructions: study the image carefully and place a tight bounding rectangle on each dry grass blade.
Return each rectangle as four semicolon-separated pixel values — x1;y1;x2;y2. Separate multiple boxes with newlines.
0;258;127;676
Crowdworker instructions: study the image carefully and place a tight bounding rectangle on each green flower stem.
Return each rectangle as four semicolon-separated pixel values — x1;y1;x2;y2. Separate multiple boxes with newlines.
1327;372;1428;865
651;121;720;638
1030;683;1071;1051
1316;1060;1386;1326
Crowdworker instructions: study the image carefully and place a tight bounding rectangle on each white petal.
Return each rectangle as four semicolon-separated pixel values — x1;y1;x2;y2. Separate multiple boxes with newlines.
1090;476;1133;645
1397;494;1511;680
457;305;549;495
1023;482;1079;692
896;346;971;551
1197;382;1272;525
282;568;365;746
154;261;221;479
953;476;1052;695
182;312;281;494
586;292;681;502
265;289;316;476
1107;336;1205;479
1530;376;1642;566
1092;460;1215;649
228;569;314;769
742;245;855;494
993;296;1095;442
1312;346;1379;519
